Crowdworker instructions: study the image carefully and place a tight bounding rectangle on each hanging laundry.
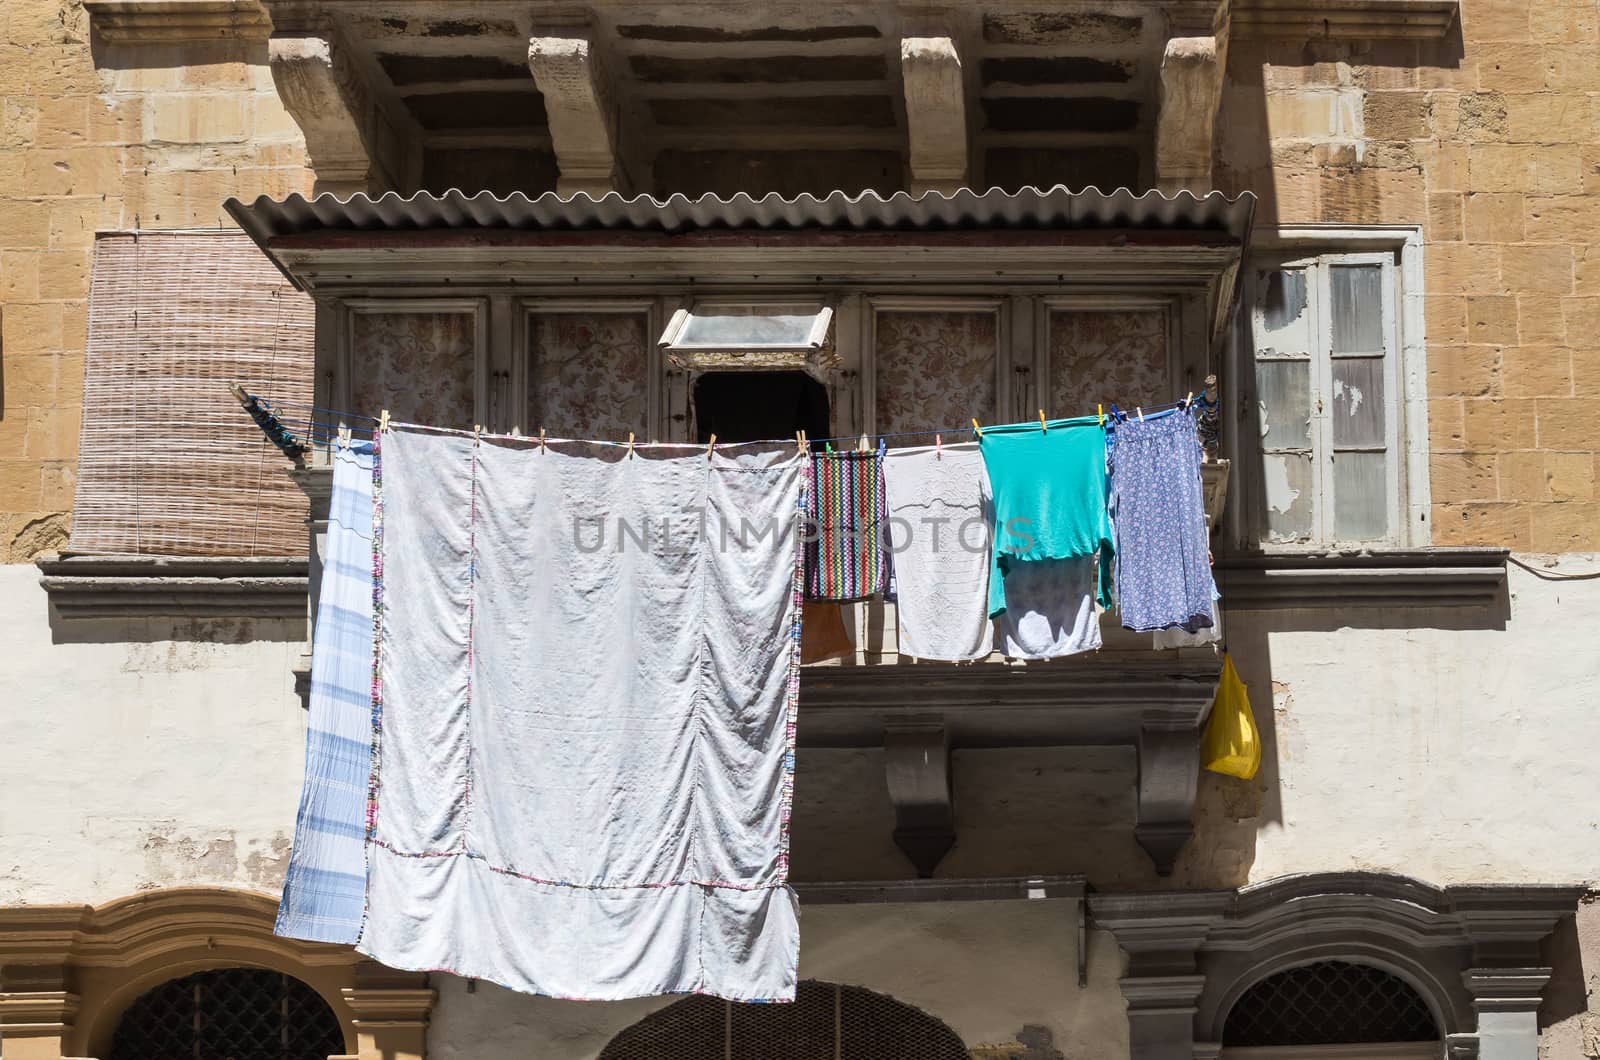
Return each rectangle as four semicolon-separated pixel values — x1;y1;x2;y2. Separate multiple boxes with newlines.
882;443;993;661
978;416;1113;618
806;448;887;600
360;428;803;1002
1109;407;1215;633
992;556;1103;660
276;440;375;945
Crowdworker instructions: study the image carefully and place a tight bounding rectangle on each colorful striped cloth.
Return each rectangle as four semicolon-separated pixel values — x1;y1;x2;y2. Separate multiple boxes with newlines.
805;449;888;600
275;440;374;944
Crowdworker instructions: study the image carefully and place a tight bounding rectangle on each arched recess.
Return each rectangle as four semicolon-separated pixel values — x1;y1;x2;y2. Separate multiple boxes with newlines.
0;887;435;1060
599;979;970;1059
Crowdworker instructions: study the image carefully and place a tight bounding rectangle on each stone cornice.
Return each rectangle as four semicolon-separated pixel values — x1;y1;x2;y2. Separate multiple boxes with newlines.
37;554;309;620
83;0;271;43
1230;0;1459;38
1215;548;1508;610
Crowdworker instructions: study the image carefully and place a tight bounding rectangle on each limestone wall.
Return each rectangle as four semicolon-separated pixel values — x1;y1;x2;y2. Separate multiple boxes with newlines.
1218;4;1600;549
0;3;310;561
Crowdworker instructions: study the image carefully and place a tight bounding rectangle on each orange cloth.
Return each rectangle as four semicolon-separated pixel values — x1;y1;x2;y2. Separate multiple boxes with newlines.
801;602;854;664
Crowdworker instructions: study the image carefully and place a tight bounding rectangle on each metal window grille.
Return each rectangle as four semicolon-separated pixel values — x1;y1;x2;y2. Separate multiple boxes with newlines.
1223;960;1440;1047
109;967;344;1060
599;980;970;1060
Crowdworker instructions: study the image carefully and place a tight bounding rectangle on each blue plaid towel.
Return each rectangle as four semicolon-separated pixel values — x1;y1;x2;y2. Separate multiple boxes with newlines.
276;441;375;943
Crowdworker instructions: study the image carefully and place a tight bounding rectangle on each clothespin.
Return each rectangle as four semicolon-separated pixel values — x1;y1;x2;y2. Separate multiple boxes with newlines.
858;433;868;453
337;425;351;449
1184;391;1194;410
511;425;521;438
1110;404;1121;424
796;430;806;456
1097;403;1105;427
378;409;390;433
1136;407;1145;422
1038;408;1047;433
474;424;483;441
627;431;635;458
877;436;886;457
707;433;717;460
971;418;983;438
935;433;942;460
539;427;546;452
825;442;834;454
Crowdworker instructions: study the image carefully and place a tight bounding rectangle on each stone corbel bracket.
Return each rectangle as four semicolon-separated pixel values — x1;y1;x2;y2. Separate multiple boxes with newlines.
1155;32;1227;194
528;30;624;197
884;719;956;878
900;29;969;195
269;29;390;197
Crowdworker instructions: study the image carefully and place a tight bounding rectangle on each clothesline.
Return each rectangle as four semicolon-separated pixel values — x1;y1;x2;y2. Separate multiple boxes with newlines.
247;386;1220;452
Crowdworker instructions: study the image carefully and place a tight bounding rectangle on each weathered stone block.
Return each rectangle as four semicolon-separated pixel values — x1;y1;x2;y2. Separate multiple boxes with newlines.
1462;396;1537;449
1530;499;1600;550
1576;345;1600;397
1468;295;1520;343
1497;449;1549;500
1545;452;1596;500
1421;142;1469;191
1;301;63;353
1429;396;1467;451
1526;197;1600;243
21;406;82;461
1501;344;1574;397
1503;244;1576;293
1432;501;1531;548
1454;91;1509;140
1504;95;1591;145
1563;297;1600;345
1428;344;1502;397
1427;294;1469;342
1466;192;1525;242
1463;0;1534;43
1365;91;1431;140
1;249;40;301
1535;397;1589;449
1431;452;1499;501
1474;47;1546;92
1469;144;1538;192
33;95;88;148
1428;192;1464;241
149;94;248;145
1518;294;1567;344
1430;243;1504;294
0;461;43;509
0;199;55;248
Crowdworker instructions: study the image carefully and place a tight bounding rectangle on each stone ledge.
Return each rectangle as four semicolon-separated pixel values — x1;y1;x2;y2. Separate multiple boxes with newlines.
83;0;271;43
36;553;308;620
1231;0;1459;38
1214;547;1508;610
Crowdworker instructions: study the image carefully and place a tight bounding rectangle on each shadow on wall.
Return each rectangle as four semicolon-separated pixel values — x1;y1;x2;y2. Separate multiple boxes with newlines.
1214;28;1467;232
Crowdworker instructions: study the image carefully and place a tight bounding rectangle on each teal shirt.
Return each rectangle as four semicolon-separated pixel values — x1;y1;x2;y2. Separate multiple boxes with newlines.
980;416;1113;616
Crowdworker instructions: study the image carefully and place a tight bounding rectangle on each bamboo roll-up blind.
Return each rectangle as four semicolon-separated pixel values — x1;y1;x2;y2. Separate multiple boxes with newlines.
70;231;315;556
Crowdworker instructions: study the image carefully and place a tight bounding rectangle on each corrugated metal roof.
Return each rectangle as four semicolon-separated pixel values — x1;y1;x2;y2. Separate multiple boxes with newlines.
224;185;1256;247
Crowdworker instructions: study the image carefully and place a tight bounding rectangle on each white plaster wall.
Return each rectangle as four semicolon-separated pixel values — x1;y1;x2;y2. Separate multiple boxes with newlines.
1233;556;1600;885
0;564;307;904
427;901;1122;1059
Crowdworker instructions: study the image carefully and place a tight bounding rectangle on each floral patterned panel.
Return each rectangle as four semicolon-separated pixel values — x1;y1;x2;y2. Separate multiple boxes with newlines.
1048;309;1172;414
874;311;998;436
528;313;649;439
350;311;476;428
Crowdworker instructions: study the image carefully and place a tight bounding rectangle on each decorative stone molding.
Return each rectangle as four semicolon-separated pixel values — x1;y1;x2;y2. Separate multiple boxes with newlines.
528;32;623;197
1090;873;1584;1060
269;31;379;197
883;719;956;878
1155;35;1226;194
36;554;309;620
900;34;969;195
0;888;434;1060
83;0;270;43
1214;548;1509;610
1135;712;1205;876
1231;0;1459;38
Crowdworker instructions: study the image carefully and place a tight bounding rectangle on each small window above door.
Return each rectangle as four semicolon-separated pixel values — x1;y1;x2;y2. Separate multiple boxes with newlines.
661;302;833;352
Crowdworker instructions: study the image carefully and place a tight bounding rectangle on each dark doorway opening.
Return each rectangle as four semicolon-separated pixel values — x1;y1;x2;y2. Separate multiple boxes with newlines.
693;371;830;444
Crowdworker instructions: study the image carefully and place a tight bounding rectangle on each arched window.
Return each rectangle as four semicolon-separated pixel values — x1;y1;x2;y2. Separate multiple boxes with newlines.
600;980;970;1060
1223;960;1440;1049
109;967;344;1060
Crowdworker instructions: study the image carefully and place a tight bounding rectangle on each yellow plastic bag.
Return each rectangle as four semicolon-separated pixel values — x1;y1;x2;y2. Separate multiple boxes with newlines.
1201;653;1260;780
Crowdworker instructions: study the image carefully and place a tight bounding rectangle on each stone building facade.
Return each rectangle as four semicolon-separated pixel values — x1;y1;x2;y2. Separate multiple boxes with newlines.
1;0;1599;1058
